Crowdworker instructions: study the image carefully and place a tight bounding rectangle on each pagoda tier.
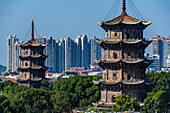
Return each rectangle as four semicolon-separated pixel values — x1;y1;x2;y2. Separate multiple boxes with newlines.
97;39;152;50
96;59;153;69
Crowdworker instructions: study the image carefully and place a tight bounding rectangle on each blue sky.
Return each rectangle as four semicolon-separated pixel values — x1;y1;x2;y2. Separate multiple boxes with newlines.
0;0;170;66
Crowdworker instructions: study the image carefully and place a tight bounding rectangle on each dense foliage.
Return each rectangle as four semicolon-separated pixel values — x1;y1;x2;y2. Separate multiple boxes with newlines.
0;75;101;113
112;94;140;112
0;64;6;73
0;71;169;113
53;76;101;108
141;72;170;113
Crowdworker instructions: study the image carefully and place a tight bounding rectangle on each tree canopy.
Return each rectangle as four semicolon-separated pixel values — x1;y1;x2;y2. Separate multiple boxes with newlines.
112;94;140;112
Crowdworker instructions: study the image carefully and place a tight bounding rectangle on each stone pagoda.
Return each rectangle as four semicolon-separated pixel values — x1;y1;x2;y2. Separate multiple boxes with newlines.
93;0;153;107
17;20;48;88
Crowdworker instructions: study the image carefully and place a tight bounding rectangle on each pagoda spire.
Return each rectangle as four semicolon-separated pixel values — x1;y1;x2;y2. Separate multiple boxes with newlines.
31;20;34;40
122;0;127;15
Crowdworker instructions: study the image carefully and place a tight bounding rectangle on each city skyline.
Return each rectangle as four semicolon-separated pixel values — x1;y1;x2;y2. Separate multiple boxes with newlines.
6;34;103;73
1;0;170;66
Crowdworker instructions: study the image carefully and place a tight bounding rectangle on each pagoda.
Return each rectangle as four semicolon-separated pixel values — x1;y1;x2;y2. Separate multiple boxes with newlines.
17;20;48;88
93;0;153;107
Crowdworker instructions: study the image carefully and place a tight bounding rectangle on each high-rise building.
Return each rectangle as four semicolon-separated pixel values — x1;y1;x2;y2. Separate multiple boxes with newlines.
7;35;22;72
64;37;74;70
75;35;82;67
57;39;65;72
145;54;160;72
46;36;57;72
152;35;164;68
163;37;170;67
93;0;153;107
75;35;90;67
88;36;102;64
35;35;46;44
18;20;48;88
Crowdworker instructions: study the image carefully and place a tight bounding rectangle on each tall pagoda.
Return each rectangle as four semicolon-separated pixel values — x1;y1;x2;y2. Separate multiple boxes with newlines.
93;0;153;107
17;20;48;88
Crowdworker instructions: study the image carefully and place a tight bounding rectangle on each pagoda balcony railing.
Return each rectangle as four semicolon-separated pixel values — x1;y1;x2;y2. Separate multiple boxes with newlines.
123;58;143;61
122;79;145;83
122;38;139;42
101;58;143;61
17;77;42;81
19;54;46;58
18;66;47;69
104;39;121;42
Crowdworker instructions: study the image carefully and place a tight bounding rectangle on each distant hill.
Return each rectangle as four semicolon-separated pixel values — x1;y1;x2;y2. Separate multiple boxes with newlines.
0;65;6;73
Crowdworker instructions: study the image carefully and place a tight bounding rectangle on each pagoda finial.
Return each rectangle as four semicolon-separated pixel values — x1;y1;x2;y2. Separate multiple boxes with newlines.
31;19;34;40
122;0;127;15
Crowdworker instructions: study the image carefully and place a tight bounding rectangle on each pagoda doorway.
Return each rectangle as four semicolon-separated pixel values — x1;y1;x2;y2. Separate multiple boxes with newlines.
112;95;116;102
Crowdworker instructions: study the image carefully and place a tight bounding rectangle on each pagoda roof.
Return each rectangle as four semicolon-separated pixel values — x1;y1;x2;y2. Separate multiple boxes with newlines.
20;38;46;47
98;13;151;27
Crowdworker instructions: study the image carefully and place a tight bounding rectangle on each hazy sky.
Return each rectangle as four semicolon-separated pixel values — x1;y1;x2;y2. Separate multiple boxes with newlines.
0;0;170;66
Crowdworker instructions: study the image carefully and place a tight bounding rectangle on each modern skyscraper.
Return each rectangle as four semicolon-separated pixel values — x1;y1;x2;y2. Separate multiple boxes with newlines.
7;35;22;72
57;38;65;72
152;35;164;68
35;35;46;44
64;37;74;70
75;35;90;68
88;36;102;64
75;35;82;67
46;36;57;72
163;37;170;67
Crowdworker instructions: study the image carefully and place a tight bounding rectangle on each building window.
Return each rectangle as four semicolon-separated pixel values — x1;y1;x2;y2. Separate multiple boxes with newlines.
25;62;28;66
106;33;109;38
113;52;117;59
25;51;28;55
139;52;141;58
127;33;130;39
115;33;117;37
25;74;27;78
33;51;35;55
128;52;130;56
113;73;117;80
104;74;106;80
127;75;131;80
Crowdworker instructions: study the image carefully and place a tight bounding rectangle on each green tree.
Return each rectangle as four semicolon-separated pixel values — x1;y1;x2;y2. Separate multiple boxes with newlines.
112;94;140;112
51;91;72;113
53;76;101;108
0;95;12;113
142;72;170;113
12;88;52;113
142;90;170;113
